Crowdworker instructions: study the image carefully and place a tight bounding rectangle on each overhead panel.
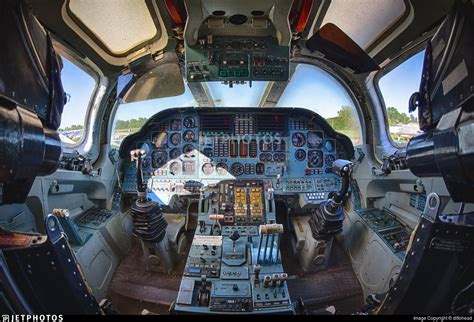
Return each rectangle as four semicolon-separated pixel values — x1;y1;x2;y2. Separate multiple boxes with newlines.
184;0;293;83
68;0;159;55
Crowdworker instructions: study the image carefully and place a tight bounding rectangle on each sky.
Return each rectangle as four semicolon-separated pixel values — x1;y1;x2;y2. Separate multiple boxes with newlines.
379;50;425;115
59;53;425;128
60;57;96;128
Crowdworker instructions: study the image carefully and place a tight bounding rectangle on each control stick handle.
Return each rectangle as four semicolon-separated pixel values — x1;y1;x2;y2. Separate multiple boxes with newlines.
328;159;353;211
130;148;149;199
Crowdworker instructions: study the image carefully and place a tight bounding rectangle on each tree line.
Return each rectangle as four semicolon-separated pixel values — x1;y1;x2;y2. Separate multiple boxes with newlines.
114;117;148;130
60;106;416;133
58;124;83;131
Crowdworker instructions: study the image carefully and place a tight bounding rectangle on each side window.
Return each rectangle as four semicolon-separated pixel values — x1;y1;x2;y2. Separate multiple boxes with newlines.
58;57;96;144
378;50;424;145
277;64;363;145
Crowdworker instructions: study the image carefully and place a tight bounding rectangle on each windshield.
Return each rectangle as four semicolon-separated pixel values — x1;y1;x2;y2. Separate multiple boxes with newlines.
111;63;362;148
111;86;197;148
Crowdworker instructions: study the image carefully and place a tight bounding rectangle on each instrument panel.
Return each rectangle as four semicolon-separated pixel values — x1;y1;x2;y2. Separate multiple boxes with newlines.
119;107;354;204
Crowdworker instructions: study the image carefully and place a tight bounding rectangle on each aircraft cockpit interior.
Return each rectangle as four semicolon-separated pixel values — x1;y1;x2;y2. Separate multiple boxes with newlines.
0;0;473;317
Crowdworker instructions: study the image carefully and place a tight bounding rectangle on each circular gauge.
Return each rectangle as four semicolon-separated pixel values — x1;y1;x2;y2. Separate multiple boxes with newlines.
295;149;306;161
152;149;168;168
169;133;181;146
183;116;195;128
307;150;323;168
292;132;306;147
183;144;195;155
216;162;228;175
169;161;181;175
230;162;244;176
259;153;266;162
307;131;324;149
169;148;181;159
265;153;273;162
153;132;167;148
325;154;336;167
170;119;181;131
183;130;195;142
201;163;214;176
142;158;151;169
274;153;285;162
140;142;150;155
324;139;335;152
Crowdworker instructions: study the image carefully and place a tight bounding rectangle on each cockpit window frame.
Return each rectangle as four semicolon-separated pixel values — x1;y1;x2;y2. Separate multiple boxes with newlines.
373;40;428;149
54;39;101;150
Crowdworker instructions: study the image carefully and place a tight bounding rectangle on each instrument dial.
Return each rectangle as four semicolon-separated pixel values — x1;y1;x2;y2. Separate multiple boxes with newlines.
216;162;228;175
183;130;195;142
169;148;181;159
201;163;214;176
325;154;336;167
230;162;244;176
169;133;181;146
294;149;306;161
169;161;181;175
152;132;167;148
152;149;168;168
307;150;323;168
170;119;181;131
307;131;323;149
183;144;195;156
324;139;335;152
183;116;195;128
259;153;267;162
291;132;306;147
274;153;286;162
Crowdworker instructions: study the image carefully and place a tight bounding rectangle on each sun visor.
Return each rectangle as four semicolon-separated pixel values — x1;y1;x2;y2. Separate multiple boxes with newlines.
306;23;379;74
119;52;185;104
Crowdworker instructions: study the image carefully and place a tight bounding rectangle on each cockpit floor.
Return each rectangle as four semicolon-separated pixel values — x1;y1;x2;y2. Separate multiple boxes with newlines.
107;235;192;314
284;244;364;314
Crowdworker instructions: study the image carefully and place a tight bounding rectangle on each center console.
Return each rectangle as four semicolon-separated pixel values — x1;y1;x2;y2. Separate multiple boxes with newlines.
174;179;293;314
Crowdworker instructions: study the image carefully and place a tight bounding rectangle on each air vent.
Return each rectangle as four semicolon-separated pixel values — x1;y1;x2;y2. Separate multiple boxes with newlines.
256;114;287;135
201;114;232;134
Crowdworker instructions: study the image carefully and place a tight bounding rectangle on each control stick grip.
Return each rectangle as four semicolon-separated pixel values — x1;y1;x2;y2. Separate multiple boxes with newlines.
331;159;353;205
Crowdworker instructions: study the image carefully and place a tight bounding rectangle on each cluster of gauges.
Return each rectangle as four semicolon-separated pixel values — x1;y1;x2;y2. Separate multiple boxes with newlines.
148;116;198;169
258;138;286;152
199;162;230;176
168;130;195;145
291;131;336;169
258;152;286;162
170;116;195;131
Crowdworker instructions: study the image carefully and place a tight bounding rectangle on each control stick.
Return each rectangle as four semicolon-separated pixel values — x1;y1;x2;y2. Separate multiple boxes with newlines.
229;230;241;252
309;159;353;240
130;148;149;200
198;275;210;307
129;146;168;244
326;159;353;212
